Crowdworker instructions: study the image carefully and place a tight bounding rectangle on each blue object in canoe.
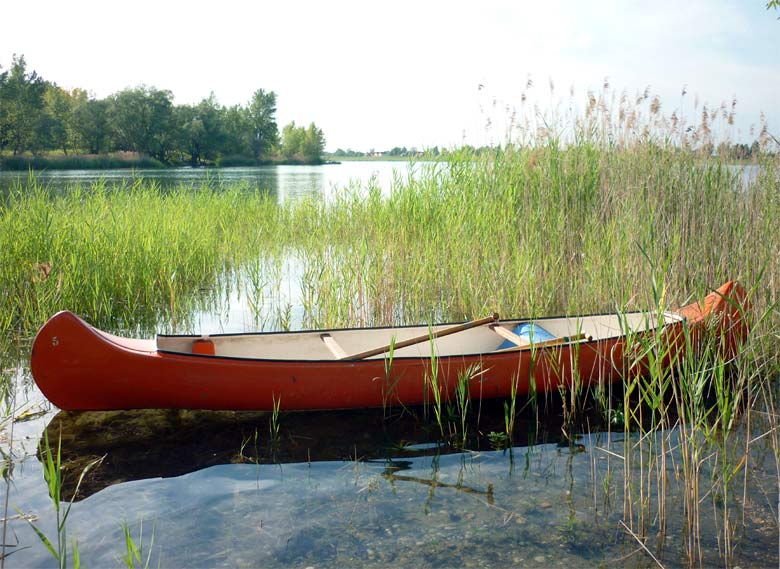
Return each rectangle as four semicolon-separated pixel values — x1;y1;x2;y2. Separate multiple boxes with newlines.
497;322;557;350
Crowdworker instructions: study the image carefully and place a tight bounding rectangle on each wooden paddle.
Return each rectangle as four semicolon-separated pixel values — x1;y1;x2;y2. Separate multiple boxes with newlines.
344;313;499;360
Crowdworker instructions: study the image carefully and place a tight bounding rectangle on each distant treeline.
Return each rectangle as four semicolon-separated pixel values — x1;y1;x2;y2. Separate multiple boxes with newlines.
331;141;771;162
331;146;436;158
0;54;326;167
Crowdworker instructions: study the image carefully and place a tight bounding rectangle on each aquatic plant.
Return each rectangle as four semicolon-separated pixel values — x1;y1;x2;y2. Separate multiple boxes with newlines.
426;329;444;437
19;431;101;569
120;521;155;569
269;395;282;446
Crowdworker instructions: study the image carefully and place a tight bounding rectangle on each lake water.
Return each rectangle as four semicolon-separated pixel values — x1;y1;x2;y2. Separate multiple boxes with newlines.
1;162;778;567
0;162;763;200
0;161;423;202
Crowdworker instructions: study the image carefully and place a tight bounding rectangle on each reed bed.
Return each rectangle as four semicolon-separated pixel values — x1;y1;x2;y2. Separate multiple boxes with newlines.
1;128;779;566
2;147;777;339
0;177;286;336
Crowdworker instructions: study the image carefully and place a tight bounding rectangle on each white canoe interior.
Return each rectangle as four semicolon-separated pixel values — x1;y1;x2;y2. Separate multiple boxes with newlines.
156;311;684;361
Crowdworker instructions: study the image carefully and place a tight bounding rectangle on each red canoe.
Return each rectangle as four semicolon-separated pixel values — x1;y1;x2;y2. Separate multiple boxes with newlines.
30;281;749;411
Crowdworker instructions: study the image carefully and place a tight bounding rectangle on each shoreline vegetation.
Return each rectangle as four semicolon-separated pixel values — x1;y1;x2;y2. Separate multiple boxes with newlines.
0;54;327;168
2;145;777;338
0;151;340;171
0;148;770;172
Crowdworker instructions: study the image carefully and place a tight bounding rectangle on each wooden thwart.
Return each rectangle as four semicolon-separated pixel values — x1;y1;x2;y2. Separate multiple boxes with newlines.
489;324;531;347
321;333;347;359
344;313;499;361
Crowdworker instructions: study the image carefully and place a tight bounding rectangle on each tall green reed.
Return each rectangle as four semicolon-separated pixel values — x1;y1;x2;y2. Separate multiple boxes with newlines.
20;431;102;569
0;178;283;337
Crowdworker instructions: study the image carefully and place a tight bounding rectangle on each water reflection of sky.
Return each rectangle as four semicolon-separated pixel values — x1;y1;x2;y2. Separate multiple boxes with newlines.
8;426;778;568
7;438;614;567
0;161;426;202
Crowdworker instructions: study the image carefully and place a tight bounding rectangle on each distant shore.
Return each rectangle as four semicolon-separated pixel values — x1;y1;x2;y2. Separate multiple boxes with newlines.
323;155;420;162
0;152;339;171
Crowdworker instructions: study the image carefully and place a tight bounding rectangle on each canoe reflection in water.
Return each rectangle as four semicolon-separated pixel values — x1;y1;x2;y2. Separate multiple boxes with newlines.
42;402;567;501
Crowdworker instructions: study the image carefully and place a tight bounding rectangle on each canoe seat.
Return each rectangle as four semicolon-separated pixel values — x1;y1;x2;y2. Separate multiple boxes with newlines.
192;337;216;356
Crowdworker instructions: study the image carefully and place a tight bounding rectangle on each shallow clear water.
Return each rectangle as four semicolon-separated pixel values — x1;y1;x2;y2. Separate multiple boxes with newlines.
7;438;614;567
6;411;778;568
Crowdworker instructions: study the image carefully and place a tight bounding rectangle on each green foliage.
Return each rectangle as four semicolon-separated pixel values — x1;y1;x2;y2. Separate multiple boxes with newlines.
109;86;175;162
20;430;101;569
39;85;73;155
0;153;165;171
121;521;155;569
280;121;325;163
0;178;282;335
0;53;316;165
176;93;225;165
247;89;278;160
0;54;47;155
71;93;110;154
3;145;778;342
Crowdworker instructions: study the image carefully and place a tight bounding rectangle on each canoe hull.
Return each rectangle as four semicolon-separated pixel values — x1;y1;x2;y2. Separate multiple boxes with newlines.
30;282;748;411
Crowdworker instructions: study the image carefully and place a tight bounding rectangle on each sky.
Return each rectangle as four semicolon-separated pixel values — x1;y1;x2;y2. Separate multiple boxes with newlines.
1;0;778;152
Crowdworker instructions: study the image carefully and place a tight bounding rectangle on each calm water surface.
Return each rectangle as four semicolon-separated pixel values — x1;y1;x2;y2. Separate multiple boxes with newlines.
1;162;778;567
0;161;421;201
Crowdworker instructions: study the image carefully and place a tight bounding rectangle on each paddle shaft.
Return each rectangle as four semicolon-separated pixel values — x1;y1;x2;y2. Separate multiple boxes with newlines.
345;313;499;360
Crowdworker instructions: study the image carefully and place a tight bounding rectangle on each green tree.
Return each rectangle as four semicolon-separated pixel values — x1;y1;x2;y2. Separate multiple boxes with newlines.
72;93;110;154
247;89;278;160
40;84;73;154
301;122;325;163
280;121;325;163
0;54;47;155
180;93;225;165
281;121;305;160
109;85;175;161
221;104;251;157
0;53;322;165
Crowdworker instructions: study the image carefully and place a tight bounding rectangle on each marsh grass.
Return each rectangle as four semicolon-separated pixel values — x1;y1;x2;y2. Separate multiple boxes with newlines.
0;154;165;171
20;431;102;569
120;521;155;569
269;395;282;447
0;177;283;337
2;146;777;341
426;330;445;437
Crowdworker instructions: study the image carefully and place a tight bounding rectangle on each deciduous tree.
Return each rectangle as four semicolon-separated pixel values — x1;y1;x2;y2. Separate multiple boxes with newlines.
72;93;110;154
247;89;278;160
109;86;175;161
0;55;46;155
